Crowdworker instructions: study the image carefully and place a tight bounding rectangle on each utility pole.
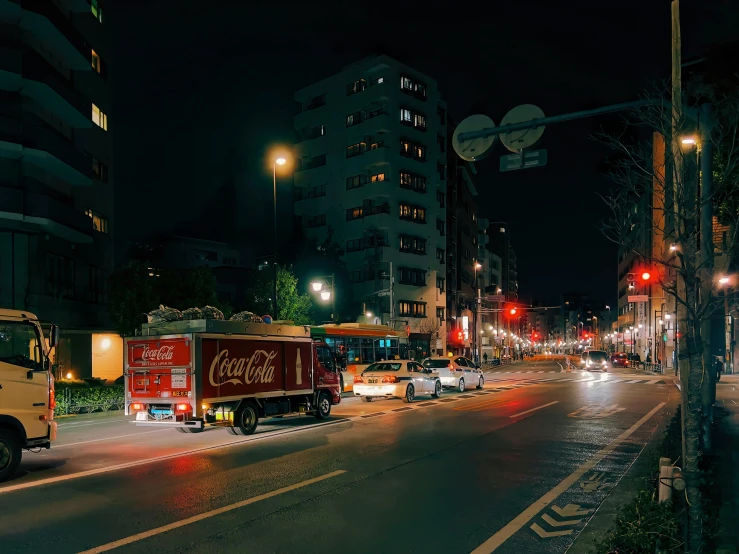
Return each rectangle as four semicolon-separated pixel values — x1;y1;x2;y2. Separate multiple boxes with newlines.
699;103;715;439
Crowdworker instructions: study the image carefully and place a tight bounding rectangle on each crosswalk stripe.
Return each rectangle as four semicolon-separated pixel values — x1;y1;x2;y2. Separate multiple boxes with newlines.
625;379;641;384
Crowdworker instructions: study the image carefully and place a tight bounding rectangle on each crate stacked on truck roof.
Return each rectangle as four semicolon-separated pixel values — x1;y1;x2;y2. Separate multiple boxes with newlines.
124;317;341;435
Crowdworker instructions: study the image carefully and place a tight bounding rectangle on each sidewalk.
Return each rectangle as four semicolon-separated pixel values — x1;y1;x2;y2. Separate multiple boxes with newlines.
714;383;739;553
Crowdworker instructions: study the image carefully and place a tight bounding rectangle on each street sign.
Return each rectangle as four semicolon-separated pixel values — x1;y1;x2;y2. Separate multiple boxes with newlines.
486;294;505;302
628;295;648;303
499;149;547;172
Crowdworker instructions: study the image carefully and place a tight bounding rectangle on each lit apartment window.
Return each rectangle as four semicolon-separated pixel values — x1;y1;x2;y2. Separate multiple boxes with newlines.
371;76;384;86
85;209;109;233
91;49;102;73
414;144;426;161
436;248;445;263
400;109;412;124
370;172;385;182
399;235;426;254
346;79;366;95
398;300;426;317
370;140;384;150
92;104;108;130
399;203;426;223
414;113;426;130
91;0;103;23
346;206;364;221
346;142;365;158
436;306;445;325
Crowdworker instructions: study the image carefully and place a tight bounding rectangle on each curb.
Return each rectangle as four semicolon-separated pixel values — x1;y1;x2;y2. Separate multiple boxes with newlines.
55;414;78;419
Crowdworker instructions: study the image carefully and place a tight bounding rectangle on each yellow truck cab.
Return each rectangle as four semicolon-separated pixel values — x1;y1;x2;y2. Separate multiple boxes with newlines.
0;309;59;482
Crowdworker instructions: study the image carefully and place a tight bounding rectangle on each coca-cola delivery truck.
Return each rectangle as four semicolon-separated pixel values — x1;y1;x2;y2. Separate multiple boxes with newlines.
124;319;341;435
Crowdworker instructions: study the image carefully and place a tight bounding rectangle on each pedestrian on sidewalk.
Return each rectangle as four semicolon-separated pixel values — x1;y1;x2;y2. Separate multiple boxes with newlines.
716;356;724;382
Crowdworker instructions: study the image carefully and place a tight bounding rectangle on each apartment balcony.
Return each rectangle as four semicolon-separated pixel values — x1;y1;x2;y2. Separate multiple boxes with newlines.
58;0;91;12
0;115;93;186
20;1;90;71
363;110;392;135
0;186;93;243
21;48;90;128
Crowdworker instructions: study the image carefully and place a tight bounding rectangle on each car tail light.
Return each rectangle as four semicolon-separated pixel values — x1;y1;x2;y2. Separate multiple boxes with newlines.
448;362;453;368
131;402;145;411
176;403;190;412
49;386;56;410
382;375;399;383
354;375;364;384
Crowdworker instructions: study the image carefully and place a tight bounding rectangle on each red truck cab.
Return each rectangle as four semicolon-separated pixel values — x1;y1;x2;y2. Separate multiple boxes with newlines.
124;319;340;435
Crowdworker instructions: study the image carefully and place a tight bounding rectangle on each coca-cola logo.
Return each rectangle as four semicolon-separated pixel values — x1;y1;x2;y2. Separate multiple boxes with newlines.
209;349;277;387
140;345;175;362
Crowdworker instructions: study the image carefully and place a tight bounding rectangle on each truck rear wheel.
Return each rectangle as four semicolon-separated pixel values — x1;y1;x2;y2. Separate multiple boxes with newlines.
314;392;332;420
228;403;258;436
0;429;22;483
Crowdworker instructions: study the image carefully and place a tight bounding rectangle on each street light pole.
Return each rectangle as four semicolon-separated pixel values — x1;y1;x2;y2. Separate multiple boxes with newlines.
272;157;287;319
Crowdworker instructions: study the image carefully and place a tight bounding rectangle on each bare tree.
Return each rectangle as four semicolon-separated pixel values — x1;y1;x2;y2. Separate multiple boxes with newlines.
599;83;739;553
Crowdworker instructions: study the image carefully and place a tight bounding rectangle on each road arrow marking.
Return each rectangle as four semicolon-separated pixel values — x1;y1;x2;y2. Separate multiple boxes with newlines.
542;513;582;527
579;472;608;492
530;523;572;538
551;503;592;517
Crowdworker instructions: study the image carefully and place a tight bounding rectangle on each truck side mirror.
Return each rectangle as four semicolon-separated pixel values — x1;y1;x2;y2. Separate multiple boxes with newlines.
49;325;60;349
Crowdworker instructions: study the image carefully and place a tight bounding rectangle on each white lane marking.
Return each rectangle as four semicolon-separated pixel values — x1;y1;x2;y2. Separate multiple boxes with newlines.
53;429;169;449
607;379;622;384
58;419;129;428
0;419;350;495
625;379;641;384
509;401;559;419
78;470;347;554
644;380;658;385
472;401;666;553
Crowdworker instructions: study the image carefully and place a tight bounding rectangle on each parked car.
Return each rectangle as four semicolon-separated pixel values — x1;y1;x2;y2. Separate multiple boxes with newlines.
353;361;442;403
611;353;629;368
581;350;609;371
422;356;484;392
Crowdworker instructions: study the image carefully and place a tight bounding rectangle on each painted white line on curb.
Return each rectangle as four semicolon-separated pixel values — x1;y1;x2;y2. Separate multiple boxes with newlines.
78;470;347;553
472;401;667;553
508;401;559;419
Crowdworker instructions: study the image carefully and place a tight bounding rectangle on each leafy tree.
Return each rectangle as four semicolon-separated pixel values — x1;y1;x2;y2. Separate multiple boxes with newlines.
245;265;313;325
156;266;218;309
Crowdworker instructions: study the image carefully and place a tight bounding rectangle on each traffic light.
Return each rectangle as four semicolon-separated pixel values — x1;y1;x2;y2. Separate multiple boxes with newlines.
640;271;652;282
509;308;517;316
457;330;463;342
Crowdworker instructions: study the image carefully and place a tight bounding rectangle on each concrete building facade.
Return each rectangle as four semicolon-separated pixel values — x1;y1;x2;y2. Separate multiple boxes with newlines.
0;0;114;379
293;55;447;355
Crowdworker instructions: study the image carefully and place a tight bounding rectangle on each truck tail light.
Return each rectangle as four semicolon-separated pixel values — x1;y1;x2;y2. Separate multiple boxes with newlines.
354;375;364;384
49;386;56;410
382;375;399;383
176;403;190;412
131;403;145;411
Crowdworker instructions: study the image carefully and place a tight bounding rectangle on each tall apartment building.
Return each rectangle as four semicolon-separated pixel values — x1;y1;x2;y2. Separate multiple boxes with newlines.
445;142;478;357
0;0;114;379
293;55;447;355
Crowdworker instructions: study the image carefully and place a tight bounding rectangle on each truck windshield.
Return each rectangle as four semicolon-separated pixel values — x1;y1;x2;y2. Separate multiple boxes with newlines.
0;322;43;371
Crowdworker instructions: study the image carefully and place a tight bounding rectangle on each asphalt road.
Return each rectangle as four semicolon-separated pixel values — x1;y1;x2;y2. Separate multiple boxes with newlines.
0;359;678;554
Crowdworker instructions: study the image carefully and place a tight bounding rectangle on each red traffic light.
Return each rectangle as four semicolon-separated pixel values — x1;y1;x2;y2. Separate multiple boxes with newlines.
641;271;652;282
583;332;589;339
510;308;517;316
457;331;463;341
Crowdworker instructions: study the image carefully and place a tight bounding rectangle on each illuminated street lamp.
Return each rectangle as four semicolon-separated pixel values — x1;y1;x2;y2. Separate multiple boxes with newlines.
270;154;290;317
719;276;730;285
310;274;336;322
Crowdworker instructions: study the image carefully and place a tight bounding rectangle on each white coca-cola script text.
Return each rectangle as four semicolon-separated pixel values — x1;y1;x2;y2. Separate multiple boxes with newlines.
209;348;277;387
139;345;175;363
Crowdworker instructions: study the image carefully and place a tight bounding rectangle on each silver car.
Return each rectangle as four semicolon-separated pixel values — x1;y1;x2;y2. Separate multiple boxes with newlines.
421;356;484;392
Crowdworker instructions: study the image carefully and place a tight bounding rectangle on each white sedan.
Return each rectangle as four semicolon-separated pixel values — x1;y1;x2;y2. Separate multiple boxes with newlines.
353;361;442;403
421;356;484;392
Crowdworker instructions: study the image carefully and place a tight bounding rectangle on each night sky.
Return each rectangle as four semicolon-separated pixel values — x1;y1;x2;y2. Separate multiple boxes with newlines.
112;0;739;305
